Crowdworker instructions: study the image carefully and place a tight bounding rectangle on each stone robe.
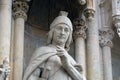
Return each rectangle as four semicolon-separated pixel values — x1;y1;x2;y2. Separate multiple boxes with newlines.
23;45;80;80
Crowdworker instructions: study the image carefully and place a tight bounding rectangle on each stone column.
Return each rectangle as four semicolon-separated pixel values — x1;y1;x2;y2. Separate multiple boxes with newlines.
0;0;12;64
9;17;15;80
99;27;114;80
13;1;29;80
73;18;87;78
0;0;12;79
84;1;103;80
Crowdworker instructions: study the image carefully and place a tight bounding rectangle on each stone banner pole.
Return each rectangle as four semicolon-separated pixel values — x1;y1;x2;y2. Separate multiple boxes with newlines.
13;1;28;80
73;18;87;79
84;0;103;80
99;27;114;80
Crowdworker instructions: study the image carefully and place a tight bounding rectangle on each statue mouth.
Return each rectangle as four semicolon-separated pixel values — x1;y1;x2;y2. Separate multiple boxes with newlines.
58;36;66;39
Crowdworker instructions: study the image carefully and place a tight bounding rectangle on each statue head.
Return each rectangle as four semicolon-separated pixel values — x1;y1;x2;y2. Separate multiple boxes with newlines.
47;11;73;51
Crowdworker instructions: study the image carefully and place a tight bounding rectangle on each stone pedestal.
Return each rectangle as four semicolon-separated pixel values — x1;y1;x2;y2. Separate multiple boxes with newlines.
99;27;114;80
13;1;28;80
84;8;103;80
73;18;87;78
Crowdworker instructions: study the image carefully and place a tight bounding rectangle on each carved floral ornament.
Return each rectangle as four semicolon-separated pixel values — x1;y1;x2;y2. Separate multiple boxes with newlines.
99;27;114;47
73;18;87;39
12;1;29;20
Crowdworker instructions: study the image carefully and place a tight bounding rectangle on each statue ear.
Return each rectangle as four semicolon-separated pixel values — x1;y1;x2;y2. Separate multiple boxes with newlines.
47;28;54;45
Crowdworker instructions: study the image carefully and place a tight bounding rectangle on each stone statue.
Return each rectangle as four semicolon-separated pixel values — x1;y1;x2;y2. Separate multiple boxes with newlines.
23;11;85;80
0;58;10;80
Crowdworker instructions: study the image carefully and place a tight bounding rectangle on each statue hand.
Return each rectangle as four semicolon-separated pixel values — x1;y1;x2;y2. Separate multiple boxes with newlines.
56;46;70;65
56;46;68;57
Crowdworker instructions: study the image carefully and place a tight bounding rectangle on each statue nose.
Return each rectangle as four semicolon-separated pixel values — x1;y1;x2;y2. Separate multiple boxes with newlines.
60;29;65;35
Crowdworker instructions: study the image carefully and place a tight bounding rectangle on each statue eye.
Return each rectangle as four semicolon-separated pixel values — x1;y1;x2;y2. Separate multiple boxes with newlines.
65;28;69;32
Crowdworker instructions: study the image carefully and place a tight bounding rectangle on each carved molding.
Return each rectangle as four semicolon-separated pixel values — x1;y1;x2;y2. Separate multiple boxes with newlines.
13;1;29;20
99;27;114;47
73;18;87;39
84;8;95;19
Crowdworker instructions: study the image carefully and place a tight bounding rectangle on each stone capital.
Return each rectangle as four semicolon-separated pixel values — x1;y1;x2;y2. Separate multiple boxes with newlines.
99;27;114;47
84;8;95;20
73;18;87;39
13;1;29;20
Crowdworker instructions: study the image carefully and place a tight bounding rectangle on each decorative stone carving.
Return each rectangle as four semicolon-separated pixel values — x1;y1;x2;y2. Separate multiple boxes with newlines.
112;0;120;16
99;27;114;47
112;15;120;37
0;58;10;80
78;0;86;5
73;18;87;39
13;1;29;20
23;11;85;80
84;9;95;19
112;0;120;37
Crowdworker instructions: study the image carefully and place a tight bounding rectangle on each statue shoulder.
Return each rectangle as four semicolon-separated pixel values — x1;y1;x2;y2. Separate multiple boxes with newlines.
31;45;56;60
35;45;56;53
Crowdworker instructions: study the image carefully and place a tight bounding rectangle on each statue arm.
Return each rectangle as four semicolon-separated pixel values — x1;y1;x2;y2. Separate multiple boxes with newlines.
60;55;83;80
28;68;40;80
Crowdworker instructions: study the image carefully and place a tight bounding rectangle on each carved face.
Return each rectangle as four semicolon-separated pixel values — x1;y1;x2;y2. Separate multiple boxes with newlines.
117;27;120;37
52;24;70;45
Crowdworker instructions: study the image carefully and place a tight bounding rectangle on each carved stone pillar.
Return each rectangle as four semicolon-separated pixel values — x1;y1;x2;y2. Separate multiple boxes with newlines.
0;0;12;79
13;1;29;80
84;1;103;80
73;18;87;79
99;27;114;80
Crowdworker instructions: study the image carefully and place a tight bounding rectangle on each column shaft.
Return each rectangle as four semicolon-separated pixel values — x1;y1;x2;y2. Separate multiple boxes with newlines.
73;18;87;78
75;37;86;76
10;18;15;80
102;46;112;80
0;0;12;64
86;18;102;80
13;18;25;80
99;27;114;80
12;1;29;80
84;7;103;80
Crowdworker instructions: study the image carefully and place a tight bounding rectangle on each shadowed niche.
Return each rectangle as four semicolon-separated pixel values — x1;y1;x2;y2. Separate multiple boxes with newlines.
27;0;85;30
